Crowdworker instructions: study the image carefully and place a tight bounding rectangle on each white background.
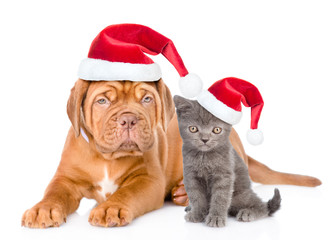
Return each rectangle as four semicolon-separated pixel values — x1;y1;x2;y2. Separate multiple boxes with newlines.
1;0;335;239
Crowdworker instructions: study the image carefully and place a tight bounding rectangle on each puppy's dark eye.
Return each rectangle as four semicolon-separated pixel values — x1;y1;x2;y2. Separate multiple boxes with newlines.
97;98;107;104
189;126;198;133
213;127;222;134
142;96;153;103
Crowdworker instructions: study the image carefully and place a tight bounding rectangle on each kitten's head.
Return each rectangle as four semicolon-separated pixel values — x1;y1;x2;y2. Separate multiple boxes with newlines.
173;95;232;152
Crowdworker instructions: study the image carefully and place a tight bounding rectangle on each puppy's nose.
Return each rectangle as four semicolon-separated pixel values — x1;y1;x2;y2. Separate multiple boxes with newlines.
118;114;138;129
201;138;209;144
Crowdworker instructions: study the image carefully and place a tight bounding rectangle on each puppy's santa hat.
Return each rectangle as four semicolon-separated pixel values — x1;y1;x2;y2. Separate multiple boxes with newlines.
197;77;264;145
78;24;202;98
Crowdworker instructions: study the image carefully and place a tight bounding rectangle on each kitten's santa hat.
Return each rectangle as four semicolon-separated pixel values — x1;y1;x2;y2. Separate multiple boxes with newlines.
197;77;264;145
78;24;202;98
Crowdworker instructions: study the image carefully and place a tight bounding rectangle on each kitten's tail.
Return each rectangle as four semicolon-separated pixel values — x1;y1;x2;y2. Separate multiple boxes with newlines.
267;188;281;216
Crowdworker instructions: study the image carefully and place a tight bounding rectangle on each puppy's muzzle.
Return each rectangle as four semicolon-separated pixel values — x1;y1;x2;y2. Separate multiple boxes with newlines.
117;113;138;130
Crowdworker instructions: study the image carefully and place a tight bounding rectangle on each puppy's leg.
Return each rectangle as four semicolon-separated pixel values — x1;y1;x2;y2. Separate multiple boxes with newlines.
171;179;189;206
22;176;82;228
247;156;322;187
89;169;165;227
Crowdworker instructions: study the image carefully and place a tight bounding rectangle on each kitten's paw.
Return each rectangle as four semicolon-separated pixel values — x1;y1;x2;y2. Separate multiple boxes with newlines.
184;211;204;223
205;215;226;227
236;209;257;222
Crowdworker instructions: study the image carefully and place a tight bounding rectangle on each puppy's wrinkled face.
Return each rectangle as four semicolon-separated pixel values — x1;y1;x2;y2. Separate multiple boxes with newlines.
83;81;159;158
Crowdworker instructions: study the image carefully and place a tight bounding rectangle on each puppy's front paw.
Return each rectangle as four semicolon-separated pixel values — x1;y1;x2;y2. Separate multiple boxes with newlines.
89;202;133;227
184;211;205;223
171;179;189;206
205;214;226;227
236;209;257;222
22;202;66;228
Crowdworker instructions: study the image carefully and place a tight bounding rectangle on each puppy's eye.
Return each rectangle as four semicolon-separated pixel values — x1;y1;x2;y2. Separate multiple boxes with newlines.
189;126;198;133
142;96;153;103
213;127;222;134
97;98;108;104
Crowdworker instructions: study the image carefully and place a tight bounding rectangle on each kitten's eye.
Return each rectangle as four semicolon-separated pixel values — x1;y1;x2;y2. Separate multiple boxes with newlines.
189;126;198;133
213;127;222;134
142;95;153;103
97;98;107;104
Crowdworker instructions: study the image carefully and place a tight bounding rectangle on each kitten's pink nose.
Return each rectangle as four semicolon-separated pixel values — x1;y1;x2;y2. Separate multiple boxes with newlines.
118;114;138;129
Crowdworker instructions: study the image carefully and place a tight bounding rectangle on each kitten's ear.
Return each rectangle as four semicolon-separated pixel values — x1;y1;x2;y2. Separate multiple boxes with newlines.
173;95;193;111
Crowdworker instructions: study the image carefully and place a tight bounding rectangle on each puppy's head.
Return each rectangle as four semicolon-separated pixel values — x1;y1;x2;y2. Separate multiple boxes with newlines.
67;79;174;159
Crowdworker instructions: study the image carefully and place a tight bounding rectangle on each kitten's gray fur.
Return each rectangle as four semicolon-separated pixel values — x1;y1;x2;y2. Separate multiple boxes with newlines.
174;95;281;227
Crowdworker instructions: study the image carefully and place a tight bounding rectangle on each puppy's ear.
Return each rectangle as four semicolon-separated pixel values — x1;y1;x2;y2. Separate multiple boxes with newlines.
67;79;90;137
155;79;175;132
173;95;193;111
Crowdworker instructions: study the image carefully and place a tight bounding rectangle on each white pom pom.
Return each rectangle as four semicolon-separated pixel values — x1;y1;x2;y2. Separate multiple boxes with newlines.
246;129;264;145
179;73;203;98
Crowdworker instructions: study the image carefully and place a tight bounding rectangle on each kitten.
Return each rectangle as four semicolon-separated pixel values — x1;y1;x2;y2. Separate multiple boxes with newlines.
174;95;281;227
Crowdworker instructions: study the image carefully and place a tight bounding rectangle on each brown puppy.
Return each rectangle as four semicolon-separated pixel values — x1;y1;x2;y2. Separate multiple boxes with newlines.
22;79;321;228
22;79;176;228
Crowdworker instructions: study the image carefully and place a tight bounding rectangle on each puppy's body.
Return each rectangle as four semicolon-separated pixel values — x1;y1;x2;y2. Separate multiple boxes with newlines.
22;79;321;228
22;80;177;228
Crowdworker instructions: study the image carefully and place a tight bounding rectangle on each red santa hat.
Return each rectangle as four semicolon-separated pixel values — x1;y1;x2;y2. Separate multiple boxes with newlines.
197;77;264;145
78;24;202;98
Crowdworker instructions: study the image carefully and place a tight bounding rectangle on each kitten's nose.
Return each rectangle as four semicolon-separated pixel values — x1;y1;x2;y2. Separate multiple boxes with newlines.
201;138;209;144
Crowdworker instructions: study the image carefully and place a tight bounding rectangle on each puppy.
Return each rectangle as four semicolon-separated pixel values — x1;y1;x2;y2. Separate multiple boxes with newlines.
22;79;180;228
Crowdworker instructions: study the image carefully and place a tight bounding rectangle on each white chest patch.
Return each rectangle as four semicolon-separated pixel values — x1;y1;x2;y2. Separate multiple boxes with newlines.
97;167;118;201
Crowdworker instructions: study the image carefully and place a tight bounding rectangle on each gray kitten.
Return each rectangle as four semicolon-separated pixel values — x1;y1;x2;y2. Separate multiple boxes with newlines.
174;95;281;227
